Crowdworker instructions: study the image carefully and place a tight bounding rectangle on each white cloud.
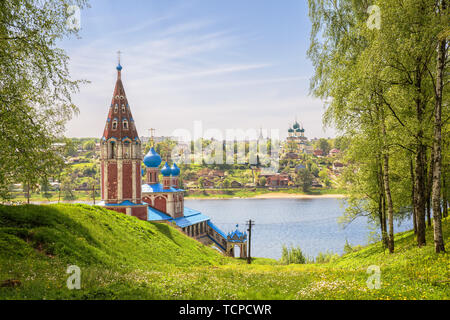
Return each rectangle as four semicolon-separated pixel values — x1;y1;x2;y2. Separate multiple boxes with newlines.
64;5;333;139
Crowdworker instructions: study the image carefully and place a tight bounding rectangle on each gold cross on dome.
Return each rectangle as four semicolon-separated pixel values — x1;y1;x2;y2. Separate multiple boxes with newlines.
117;50;122;64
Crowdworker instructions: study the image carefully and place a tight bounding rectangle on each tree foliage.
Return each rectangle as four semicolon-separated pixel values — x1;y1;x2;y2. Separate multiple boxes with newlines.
308;0;448;252
280;245;307;264
295;168;314;192
0;0;88;200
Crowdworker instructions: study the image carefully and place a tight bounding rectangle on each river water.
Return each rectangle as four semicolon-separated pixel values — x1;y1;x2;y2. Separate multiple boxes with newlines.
185;198;413;260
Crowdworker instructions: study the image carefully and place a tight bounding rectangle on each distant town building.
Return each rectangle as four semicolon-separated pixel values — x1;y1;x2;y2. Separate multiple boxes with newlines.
329;148;341;156
286;120;308;153
197;168;210;177
209;170;225;178
259;173;290;187
295;164;306;171
304;145;314;154
283;152;300;160
313;149;323;157
332;161;344;172
312;179;323;188
201;178;215;188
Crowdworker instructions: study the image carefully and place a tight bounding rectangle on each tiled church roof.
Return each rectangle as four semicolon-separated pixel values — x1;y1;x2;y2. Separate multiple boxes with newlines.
102;64;139;141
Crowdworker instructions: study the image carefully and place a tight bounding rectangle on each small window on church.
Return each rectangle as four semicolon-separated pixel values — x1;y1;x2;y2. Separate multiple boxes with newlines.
123;119;128;130
120;95;124;100
121;104;125;113
124;141;130;158
110;141;115;159
114;104;118;113
112;120;118;130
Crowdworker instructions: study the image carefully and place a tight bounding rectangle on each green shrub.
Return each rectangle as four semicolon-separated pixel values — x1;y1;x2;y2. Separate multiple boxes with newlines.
315;250;339;263
280;245;306;264
344;239;363;254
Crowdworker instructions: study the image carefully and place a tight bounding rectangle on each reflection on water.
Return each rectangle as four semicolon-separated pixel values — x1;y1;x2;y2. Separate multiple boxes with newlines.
185;198;413;260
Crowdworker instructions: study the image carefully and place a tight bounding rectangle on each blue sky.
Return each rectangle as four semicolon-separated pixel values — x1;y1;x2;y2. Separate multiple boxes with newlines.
62;0;335;139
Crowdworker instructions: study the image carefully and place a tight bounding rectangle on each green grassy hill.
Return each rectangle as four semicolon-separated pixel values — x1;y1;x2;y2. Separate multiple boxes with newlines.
0;204;448;299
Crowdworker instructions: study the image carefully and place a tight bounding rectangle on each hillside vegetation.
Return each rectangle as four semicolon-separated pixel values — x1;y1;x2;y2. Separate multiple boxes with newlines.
0;204;448;299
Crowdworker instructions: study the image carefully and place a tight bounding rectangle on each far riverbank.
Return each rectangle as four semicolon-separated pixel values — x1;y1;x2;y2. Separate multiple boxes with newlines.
185;193;347;200
184;188;347;200
7;188;347;203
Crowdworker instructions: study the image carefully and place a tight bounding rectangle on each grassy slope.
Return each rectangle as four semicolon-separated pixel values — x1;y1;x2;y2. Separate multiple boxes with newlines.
0;204;448;300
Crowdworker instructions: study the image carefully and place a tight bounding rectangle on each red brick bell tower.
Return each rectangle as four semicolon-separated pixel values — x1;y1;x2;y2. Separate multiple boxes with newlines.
99;56;147;220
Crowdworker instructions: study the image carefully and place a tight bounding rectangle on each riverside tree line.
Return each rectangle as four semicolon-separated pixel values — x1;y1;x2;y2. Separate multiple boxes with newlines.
308;0;448;253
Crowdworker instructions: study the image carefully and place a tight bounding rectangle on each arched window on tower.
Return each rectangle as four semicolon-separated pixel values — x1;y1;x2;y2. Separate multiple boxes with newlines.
110;141;115;159
123;140;130;159
114;104;118;113
123;119;128;130
121;104;126;113
112;119;118;130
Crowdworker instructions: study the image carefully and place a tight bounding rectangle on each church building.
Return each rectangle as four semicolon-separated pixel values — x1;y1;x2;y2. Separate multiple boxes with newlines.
286;120;308;153
98;61;247;258
98;61;148;219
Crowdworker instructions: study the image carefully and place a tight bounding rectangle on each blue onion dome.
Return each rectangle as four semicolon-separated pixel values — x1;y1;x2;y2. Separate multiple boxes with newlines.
161;162;172;176
293;121;300;129
295;128;301;132
143;147;162;168
171;163;180;176
288;128;294;133
116;63;122;71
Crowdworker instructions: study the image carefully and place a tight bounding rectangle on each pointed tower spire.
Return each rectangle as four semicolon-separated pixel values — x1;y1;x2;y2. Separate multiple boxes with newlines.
99;59;147;221
102;60;139;142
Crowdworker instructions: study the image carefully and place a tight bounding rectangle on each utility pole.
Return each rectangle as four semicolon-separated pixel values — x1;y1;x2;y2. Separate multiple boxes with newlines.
26;182;30;204
92;184;96;205
58;174;61;203
246;219;254;264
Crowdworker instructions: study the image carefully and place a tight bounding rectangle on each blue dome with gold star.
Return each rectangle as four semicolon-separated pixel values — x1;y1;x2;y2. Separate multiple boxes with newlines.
143;147;162;168
161;162;172;176
171;163;180;176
